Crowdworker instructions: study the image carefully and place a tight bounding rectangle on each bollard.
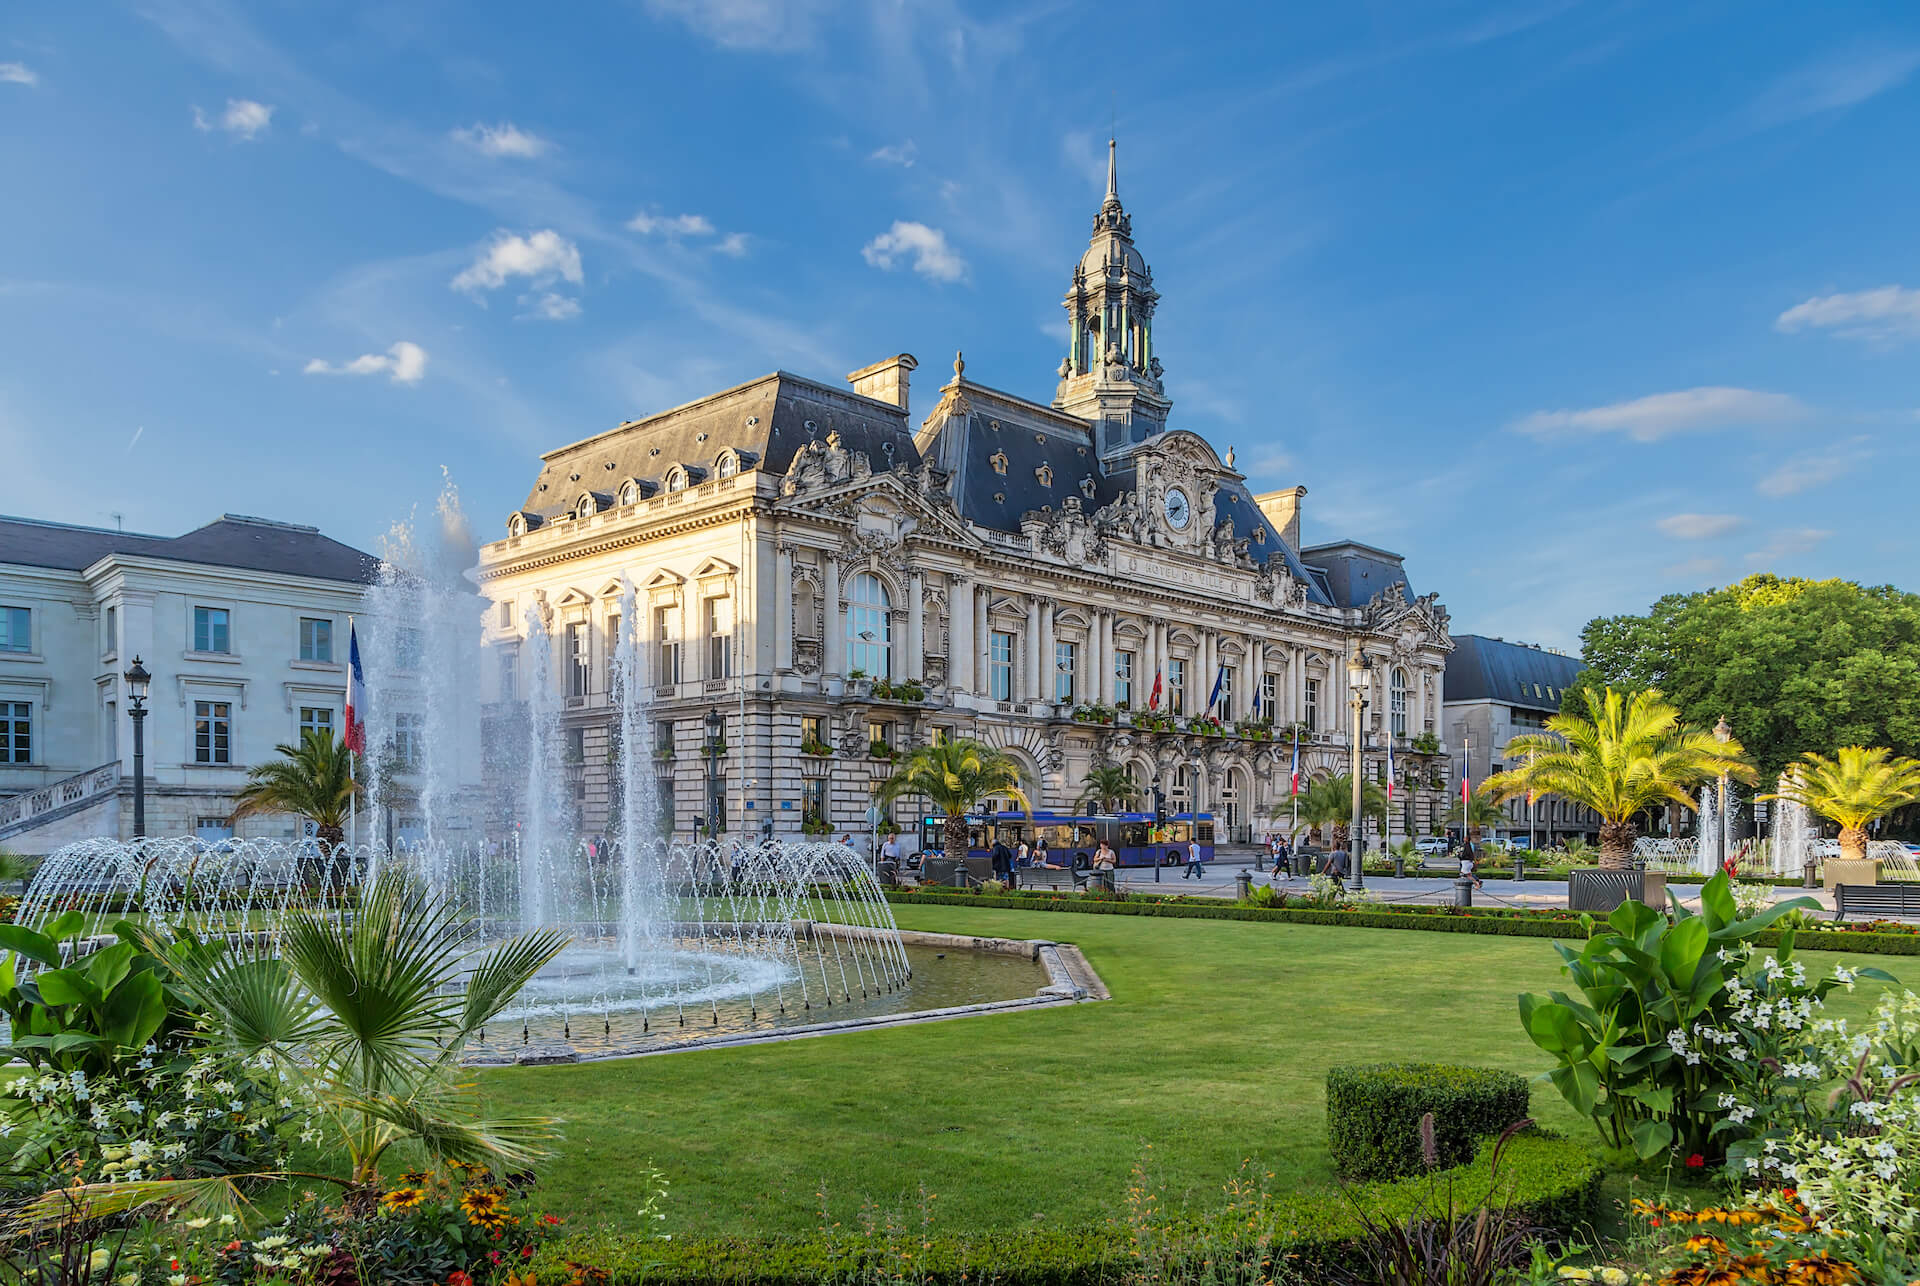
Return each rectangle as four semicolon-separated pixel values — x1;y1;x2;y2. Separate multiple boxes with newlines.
1154;860;1161;883
1804;860;1818;889
1254;850;1265;873
1513;854;1526;882
1235;870;1252;901
951;863;968;890
1453;876;1474;907
1392;856;1405;878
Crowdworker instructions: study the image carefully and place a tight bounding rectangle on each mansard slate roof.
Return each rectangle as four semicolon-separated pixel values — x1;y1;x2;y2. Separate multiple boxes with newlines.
1299;540;1415;610
0;514;379;583
914;379;1334;605
520;372;922;520
1444;634;1586;712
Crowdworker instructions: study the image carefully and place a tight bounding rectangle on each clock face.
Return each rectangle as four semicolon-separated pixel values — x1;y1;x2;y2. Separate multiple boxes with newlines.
1164;488;1191;530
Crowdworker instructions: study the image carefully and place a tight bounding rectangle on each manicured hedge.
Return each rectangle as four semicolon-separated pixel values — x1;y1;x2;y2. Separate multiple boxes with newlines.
884;891;1920;956
548;1133;1602;1286
1326;1063;1531;1181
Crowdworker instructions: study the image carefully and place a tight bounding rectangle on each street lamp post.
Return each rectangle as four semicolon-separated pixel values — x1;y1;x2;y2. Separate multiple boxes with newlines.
1347;642;1369;891
703;708;725;840
124;656;150;840
1714;715;1732;874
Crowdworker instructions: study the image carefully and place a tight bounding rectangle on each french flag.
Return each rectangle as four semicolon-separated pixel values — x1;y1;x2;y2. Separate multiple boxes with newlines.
344;620;367;753
1386;736;1395;802
1148;667;1163;710
1289;727;1301;797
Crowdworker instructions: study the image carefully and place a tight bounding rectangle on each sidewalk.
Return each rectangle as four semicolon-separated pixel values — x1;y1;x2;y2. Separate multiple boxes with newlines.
1111;856;1839;913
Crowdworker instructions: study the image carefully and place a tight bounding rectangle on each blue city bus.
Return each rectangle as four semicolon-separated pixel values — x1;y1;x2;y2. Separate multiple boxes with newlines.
918;811;1214;867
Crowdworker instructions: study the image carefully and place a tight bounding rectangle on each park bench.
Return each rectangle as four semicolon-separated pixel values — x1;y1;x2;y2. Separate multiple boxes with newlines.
1019;866;1088;892
1833;883;1920;923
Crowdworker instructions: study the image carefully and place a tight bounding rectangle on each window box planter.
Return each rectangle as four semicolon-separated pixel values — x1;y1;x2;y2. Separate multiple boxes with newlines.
799;739;836;758
652;748;675;762
868;741;896;761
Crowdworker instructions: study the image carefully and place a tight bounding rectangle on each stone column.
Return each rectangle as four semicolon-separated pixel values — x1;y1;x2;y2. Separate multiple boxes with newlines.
950;575;973;695
1025;596;1042;702
974;586;991;696
1199;630;1215;714
775;543;795;672
823;554;844;677
906;570;924;682
1248;639;1263;718
1098;611;1115;705
1039;600;1057;705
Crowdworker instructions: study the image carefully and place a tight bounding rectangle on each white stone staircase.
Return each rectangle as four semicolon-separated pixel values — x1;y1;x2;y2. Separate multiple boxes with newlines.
0;763;119;845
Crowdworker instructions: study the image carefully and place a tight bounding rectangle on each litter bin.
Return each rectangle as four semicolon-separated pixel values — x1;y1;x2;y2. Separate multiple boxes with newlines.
1235;870;1253;901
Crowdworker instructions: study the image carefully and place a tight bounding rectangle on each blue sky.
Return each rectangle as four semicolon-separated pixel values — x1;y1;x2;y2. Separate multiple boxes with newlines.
4;1;1918;649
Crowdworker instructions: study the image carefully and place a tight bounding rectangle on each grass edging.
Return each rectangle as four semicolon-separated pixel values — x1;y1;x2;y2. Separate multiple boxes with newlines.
884;891;1920;956
549;1134;1602;1285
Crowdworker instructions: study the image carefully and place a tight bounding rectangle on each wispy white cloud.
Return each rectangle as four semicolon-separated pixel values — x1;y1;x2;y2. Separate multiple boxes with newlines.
303;340;428;384
1655;513;1742;540
713;232;749;258
640;0;836;51
1776;285;1920;343
627;209;717;238
518;292;582;321
192;98;274;139
1754;436;1873;497
1514;387;1806;442
451;229;583;295
0;62;38;87
1235;445;1293;477
452;121;550;159
1745;44;1920;130
862;221;967;283
1744;527;1832;567
869;139;917;167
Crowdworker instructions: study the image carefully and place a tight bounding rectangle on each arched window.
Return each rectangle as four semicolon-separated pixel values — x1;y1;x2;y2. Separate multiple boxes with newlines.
666;468;688;493
1390;667;1409;738
846;573;892;678
507;513;525;538
619;480;639;505
576;494;595;520
715;452;739;479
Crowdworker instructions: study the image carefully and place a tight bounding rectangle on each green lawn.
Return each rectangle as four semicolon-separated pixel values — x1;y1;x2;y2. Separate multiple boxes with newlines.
473;906;1904;1240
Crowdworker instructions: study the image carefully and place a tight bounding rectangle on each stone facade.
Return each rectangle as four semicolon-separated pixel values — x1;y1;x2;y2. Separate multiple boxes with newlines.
0;514;377;853
474;148;1454;849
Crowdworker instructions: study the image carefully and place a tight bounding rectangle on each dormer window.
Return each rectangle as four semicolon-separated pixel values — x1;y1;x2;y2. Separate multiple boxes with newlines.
619;480;640;505
507;513;526;538
1254;528;1268;545
576;494;597;520
715;452;740;479
990;450;1009;475
667;468;688;493
1035;464;1053;488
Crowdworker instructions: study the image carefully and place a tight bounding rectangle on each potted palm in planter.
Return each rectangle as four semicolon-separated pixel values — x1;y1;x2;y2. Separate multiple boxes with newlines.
1764;746;1920;889
1485;688;1754;913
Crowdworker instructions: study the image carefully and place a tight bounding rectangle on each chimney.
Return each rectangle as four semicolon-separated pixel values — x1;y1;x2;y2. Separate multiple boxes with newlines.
847;354;918;417
1253;485;1306;549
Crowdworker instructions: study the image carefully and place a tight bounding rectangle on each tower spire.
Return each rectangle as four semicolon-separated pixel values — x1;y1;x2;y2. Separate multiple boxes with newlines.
1106;136;1117;204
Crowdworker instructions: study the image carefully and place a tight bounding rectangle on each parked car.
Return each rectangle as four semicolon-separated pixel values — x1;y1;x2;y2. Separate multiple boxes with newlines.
1414;837;1449;856
1809;838;1842;859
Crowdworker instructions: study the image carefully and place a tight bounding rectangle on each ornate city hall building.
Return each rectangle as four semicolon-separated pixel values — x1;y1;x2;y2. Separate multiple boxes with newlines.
474;146;1454;847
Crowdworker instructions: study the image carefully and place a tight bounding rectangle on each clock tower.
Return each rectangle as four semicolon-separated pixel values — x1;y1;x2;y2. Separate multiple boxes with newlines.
1052;138;1172;461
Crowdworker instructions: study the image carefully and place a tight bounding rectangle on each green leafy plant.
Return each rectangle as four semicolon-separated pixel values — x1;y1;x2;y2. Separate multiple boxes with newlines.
1076;764;1139;814
799;737;836;757
873;738;1031;863
1411;732;1442;756
868;739;895;760
1764;745;1920;862
227;729;362;846
0;912;198;1077
1326;1064;1530;1181
1514;872;1874;1160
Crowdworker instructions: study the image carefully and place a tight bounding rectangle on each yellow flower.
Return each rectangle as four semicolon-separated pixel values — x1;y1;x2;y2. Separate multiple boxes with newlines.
1599;1270;1630;1286
460;1186;515;1230
1559;1270;1594;1282
381;1186;429;1211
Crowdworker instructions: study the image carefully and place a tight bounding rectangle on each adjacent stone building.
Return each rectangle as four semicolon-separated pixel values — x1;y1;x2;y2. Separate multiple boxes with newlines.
1442;634;1598;846
474;146;1456;848
0;514;376;852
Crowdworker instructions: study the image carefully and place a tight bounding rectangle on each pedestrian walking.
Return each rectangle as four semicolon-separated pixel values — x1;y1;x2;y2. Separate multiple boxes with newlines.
1183;836;1204;879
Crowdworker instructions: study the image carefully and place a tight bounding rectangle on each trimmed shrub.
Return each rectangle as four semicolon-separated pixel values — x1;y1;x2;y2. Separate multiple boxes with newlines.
1326;1062;1530;1181
546;1132;1601;1286
881;891;1920;956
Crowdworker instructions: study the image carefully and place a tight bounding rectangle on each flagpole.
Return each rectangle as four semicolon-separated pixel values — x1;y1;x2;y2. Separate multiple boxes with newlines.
348;613;357;854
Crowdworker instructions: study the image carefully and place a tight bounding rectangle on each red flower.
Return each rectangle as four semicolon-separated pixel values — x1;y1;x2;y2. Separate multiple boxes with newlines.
522;1246;535;1259
447;1273;475;1286
1686;1153;1706;1168
540;1214;564;1226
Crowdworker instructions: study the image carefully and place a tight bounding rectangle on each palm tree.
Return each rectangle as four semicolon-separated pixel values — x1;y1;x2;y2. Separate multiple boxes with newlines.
1446;785;1508;835
1764;746;1920;863
873;739;1032;859
42;870;570;1225
1282;773;1386;850
228;729;361;844
1484;687;1754;870
1077;764;1140;814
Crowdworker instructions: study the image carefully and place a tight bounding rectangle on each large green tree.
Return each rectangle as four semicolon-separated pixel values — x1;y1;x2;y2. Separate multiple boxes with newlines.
1564;574;1920;781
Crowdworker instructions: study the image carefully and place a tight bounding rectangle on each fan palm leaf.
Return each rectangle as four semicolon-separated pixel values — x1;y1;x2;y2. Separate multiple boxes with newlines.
1484;687;1754;868
1282;773;1386;848
1077;764;1140;813
874;739;1032;859
1763;746;1920;861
